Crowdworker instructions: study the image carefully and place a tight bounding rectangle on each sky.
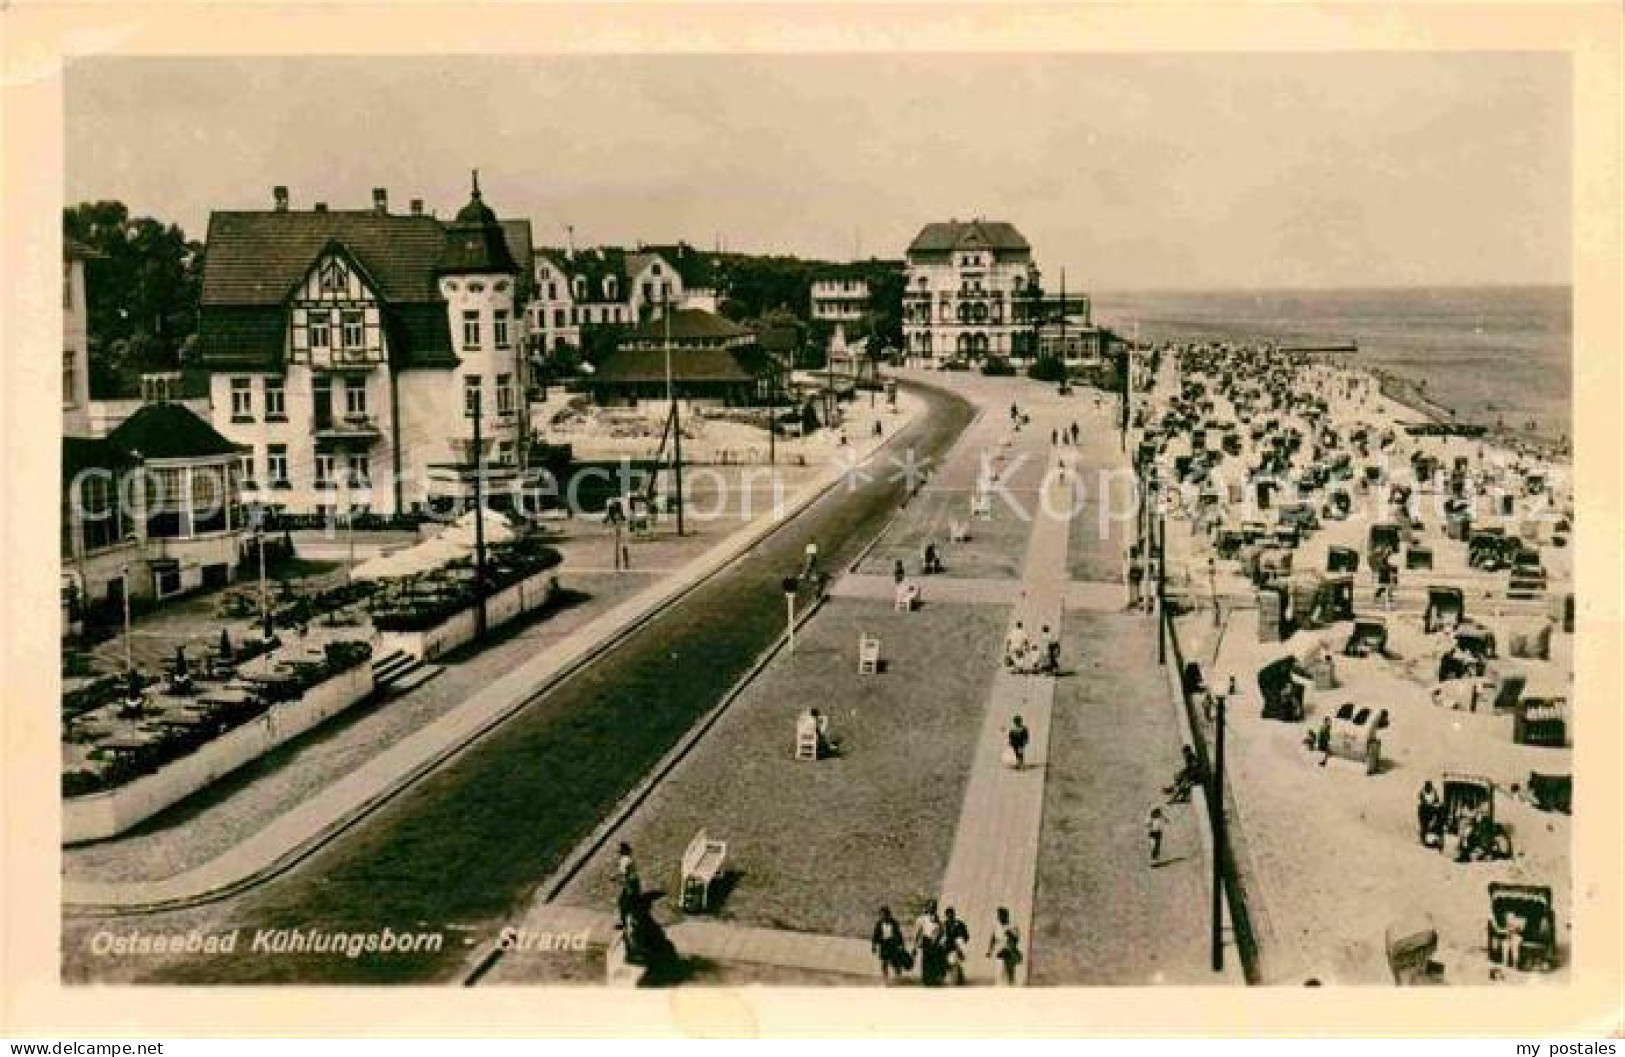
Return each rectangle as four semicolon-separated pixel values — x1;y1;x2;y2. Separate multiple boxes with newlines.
65;53;1571;291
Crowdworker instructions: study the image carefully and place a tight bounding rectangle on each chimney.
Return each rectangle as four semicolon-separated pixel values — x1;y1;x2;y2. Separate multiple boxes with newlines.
372;187;388;214
273;186;289;212
410;198;423;216
314;202;328;213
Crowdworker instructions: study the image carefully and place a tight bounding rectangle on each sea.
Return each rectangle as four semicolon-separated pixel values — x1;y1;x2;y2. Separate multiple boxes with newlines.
1090;286;1572;442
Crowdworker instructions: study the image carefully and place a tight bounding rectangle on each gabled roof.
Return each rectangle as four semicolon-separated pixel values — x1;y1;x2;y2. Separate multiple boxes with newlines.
106;402;244;461
642;243;720;288
625;308;751;343
907;220;1031;254
198;202;531;372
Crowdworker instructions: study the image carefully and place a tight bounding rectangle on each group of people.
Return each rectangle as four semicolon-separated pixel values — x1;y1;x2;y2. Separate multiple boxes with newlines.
1049;421;1083;447
871;902;1024;986
1416;781;1512;862
1003;620;1061;676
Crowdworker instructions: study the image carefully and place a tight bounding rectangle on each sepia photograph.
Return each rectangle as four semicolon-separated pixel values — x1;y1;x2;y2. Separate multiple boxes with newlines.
5;1;1623;1042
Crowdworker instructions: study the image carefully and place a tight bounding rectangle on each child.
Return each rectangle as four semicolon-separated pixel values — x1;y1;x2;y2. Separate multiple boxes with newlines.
1146;806;1166;864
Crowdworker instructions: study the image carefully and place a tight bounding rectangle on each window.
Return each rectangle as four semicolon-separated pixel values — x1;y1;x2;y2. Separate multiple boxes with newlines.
345;382;368;418
462;310;481;350
265;379;286;420
496;373;514;415
494;310;511;350
76;472;124;552
267;444;289;487
346;453;371;487
342;310;364;349
553;308;566;328
309;311;331;349
145;467;186;538
573;277;586;299
191;465;229;534
239;452;257;488
314;453;335;489
548;281;557;300
320;259;348;294
464;374;482;417
605;276;618;299
230;377;254;420
642;282;654;303
63;350;76;406
652;263;662;276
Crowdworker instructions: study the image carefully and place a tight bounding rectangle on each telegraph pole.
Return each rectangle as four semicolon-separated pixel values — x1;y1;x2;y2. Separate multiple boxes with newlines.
472;386;488;639
662;294;685;536
1212;693;1228;973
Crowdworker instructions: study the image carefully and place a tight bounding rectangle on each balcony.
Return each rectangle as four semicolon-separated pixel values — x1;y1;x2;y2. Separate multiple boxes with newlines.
310;346;383;373
313;412;382;443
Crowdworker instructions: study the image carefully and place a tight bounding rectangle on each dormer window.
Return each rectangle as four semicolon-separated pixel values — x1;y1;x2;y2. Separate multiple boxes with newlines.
605;276;617;299
652;263;662;276
573;277;586;300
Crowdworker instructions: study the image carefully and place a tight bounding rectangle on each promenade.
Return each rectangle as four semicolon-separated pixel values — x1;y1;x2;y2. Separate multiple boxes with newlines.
482;371;1236;986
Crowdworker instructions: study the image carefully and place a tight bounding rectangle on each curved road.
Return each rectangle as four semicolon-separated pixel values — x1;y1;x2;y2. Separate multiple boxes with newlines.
62;381;974;984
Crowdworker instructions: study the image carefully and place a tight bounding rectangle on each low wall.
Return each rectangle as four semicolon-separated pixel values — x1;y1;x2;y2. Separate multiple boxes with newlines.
376;570;559;662
64;663;374;845
1162;605;1263;984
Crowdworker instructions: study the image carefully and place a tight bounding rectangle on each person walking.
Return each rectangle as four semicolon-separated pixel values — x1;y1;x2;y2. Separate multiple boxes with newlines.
1042;625;1061;674
871;906;909;984
614;842;641;929
986;907;1023;986
941;907;971;985
1146;806;1166;865
913;900;945;986
1006;715;1031;769
893;558;906;586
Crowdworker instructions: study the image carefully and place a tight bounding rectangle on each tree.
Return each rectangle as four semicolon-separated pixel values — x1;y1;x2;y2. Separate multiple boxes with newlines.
65;201;204;396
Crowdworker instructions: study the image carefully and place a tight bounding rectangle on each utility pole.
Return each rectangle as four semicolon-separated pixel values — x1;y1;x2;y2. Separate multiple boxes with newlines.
1212;692;1227;973
662;293;685;536
1156;509;1167;665
472;386;488;639
121;563;133;673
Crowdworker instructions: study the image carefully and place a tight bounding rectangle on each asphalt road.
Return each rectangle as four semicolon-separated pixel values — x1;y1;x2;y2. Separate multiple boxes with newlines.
62;382;974;985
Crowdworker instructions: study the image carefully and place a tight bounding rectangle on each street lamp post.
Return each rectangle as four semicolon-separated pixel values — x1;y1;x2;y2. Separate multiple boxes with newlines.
1211;691;1228;973
120;563;133;673
782;576;800;655
1209;555;1220;627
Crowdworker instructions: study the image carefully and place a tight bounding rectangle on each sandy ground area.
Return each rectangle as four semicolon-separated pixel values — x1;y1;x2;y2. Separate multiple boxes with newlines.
1145;351;1573;987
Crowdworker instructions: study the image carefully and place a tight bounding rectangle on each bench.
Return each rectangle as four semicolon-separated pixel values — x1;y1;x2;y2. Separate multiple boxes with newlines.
858;634;881;674
679;829;728;913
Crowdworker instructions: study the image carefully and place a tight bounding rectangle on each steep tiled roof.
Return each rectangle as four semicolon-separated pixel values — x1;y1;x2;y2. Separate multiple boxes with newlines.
107;402;244;461
643;243;720;288
907;220;1031;254
198;205;529;372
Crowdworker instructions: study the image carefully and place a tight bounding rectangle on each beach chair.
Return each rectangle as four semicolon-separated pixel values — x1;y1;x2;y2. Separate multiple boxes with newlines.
971;493;992;521
858;634;881;675
794;718;820;761
679;829;728;913
894;582;921;612
949;519;970;543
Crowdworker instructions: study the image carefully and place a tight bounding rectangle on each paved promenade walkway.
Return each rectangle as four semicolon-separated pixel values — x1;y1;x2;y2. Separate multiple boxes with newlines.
936;426;1078;985
478;905;873;984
